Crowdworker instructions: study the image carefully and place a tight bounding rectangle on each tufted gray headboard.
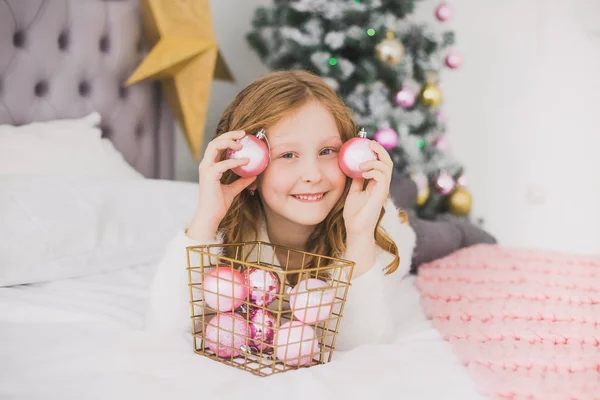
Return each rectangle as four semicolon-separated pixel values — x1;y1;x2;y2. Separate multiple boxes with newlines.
0;0;174;179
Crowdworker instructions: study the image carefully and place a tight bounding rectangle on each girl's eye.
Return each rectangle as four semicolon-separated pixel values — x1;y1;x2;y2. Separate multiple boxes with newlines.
320;147;338;156
280;148;338;158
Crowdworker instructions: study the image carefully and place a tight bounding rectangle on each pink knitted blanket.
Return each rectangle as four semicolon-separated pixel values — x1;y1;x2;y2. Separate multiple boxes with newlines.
416;244;600;400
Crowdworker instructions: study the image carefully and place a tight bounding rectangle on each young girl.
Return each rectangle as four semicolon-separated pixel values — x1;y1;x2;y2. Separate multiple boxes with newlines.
147;70;417;351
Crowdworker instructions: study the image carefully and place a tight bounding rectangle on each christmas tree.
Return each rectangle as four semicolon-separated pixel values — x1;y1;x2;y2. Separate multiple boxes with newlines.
247;0;472;221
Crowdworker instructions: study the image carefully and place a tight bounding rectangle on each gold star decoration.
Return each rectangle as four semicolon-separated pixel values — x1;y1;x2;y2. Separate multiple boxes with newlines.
125;0;234;160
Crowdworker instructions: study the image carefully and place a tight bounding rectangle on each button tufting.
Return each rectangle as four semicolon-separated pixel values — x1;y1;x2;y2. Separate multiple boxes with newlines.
58;31;69;50
34;81;48;97
100;125;112;138
99;35;110;53
135;123;144;138
78;81;91;97
136;39;144;53
13;31;26;48
118;86;129;99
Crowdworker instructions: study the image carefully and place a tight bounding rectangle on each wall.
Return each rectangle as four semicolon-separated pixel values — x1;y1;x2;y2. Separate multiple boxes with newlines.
174;0;600;256
411;0;600;255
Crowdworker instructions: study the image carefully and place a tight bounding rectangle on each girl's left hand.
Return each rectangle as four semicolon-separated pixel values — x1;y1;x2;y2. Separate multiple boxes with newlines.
343;140;394;237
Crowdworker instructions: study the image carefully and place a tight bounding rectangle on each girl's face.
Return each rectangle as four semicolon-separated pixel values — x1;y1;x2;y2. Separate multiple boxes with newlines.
257;101;347;228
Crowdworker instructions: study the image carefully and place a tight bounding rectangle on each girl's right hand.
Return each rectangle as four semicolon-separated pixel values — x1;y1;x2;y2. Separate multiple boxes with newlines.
191;131;257;237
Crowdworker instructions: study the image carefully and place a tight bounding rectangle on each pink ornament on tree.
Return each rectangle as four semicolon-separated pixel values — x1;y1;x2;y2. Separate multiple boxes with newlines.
204;312;248;358
247;308;277;351
435;3;452;22
394;88;416;108
338;128;378;178
274;321;320;366
433;135;449;150
374;128;399;150
458;174;468;187
436;172;456;195
445;52;462;69
288;278;335;324
203;266;248;312
226;129;270;177
243;267;280;307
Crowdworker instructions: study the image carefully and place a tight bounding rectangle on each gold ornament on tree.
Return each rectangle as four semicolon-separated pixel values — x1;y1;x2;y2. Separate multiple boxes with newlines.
376;31;405;65
448;186;472;216
421;81;442;107
417;186;430;206
420;71;442;108
411;171;430;207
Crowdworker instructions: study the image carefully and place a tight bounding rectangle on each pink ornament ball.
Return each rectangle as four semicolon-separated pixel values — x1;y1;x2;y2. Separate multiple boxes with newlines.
226;133;270;178
243;267;280;307
435;3;452;22
433;135;449;150
248;308;277;351
204;312;248;358
288;278;335;324
436;172;456;195
394;88;416;108
203;266;248;312
338;129;378;179
275;321;320;366
374;128;399;150
445;52;462;69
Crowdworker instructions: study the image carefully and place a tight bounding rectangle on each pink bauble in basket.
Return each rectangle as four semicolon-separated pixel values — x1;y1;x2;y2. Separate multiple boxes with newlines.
248;308;277;351
274;321;319;366
204;312;248;358
243;267;280;307
288;278;335;324
203;266;248;312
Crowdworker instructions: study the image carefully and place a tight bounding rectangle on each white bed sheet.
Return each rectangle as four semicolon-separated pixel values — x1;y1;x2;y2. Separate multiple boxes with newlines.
0;260;485;400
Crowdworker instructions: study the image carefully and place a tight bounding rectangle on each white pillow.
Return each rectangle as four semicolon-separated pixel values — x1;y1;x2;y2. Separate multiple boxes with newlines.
0;176;199;287
0;112;144;179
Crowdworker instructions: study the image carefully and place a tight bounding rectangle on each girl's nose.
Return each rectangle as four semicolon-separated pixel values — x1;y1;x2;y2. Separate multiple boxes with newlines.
300;157;324;183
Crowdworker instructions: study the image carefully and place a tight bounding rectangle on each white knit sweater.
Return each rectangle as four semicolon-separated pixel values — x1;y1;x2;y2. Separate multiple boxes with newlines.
145;197;417;351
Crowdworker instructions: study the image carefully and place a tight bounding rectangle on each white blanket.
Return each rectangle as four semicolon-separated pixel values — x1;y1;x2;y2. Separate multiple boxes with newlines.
0;264;485;400
0;177;484;400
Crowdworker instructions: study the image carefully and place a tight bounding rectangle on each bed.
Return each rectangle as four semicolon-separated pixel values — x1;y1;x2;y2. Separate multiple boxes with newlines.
3;1;597;400
0;1;483;399
0;1;489;399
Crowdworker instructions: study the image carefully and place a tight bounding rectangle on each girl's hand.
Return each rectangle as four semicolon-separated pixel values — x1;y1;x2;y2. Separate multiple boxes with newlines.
189;131;257;239
343;140;393;237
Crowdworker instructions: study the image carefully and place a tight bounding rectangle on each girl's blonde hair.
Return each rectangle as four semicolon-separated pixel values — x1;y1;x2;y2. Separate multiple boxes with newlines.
215;70;400;275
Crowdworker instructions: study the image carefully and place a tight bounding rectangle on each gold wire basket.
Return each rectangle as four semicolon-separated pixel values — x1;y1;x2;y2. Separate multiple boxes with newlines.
186;241;354;377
